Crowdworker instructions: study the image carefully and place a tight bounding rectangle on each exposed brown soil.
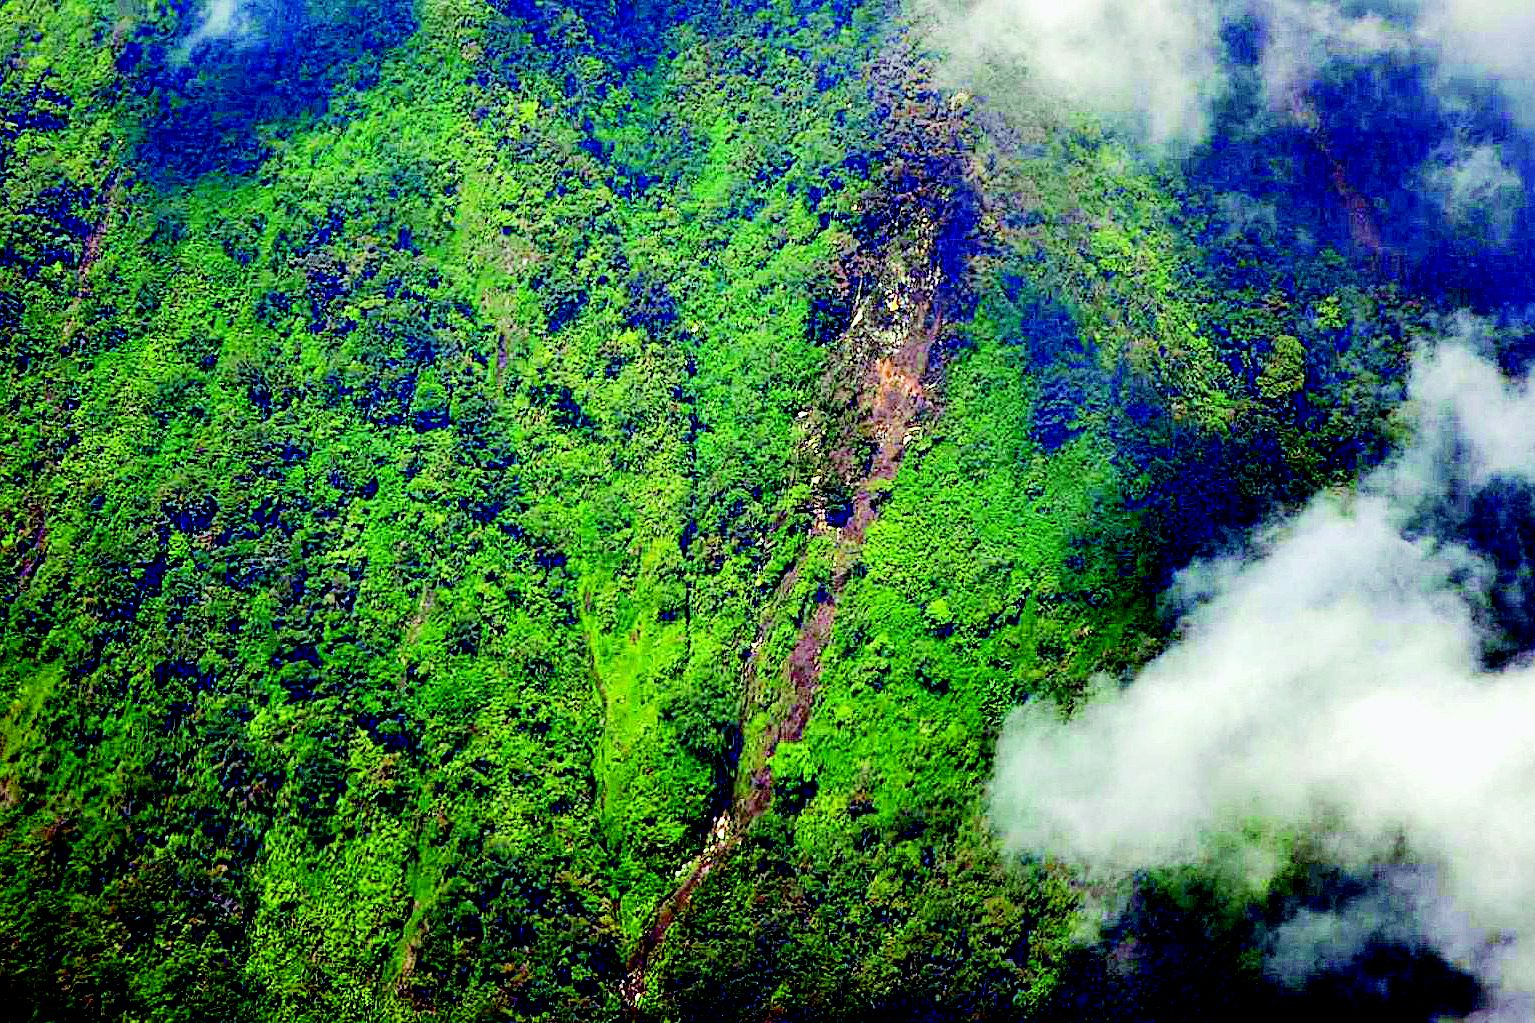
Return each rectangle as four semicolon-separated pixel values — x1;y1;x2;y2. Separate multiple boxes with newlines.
850;305;942;539
6;502;49;595
14;522;47;584
620;810;733;1008
1286;90;1392;262
620;253;953;1016
738;301;943;819
59;174;123;350
617;53;973;1012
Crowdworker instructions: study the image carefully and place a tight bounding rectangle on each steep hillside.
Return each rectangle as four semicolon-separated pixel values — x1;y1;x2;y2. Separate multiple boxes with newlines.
1;2;1525;1021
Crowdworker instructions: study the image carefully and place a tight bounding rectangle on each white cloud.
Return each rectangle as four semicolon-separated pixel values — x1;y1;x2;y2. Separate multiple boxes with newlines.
177;0;260;61
922;0;1227;145
990;335;1535;1010
1256;0;1410;107
1424;144;1527;247
925;0;1535;146
1425;0;1535;121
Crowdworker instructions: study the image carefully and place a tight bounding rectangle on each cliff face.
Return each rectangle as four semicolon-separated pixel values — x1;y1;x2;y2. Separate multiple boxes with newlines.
0;2;1520;1021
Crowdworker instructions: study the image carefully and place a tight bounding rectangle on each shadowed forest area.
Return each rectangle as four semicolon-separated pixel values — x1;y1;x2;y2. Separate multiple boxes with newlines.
3;1;1534;1020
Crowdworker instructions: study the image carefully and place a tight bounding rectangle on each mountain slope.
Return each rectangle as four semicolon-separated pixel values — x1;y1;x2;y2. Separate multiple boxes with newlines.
0;1;1501;1020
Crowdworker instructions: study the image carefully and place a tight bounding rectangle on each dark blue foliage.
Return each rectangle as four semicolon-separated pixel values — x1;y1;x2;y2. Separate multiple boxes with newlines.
1040;871;1484;1023
1030;372;1087;452
132;0;418;182
1186;44;1535;312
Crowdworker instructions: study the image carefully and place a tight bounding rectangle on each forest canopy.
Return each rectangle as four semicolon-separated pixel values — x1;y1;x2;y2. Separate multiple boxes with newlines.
2;1;1532;1021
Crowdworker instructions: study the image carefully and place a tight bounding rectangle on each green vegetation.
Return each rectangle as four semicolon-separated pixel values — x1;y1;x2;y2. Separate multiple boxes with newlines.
0;1;1495;1020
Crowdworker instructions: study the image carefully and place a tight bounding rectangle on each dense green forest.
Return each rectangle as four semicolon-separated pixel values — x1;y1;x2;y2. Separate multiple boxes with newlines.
3;1;1531;1020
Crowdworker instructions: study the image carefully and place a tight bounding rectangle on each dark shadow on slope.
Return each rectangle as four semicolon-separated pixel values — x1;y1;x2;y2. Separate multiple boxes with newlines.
1406;464;1535;668
122;0;418;182
1039;872;1487;1023
1182;35;1535;315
